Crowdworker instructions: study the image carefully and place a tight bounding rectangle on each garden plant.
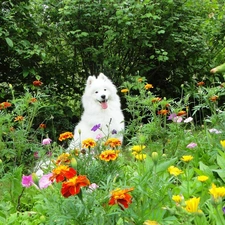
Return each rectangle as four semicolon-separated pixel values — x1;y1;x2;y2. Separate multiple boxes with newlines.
1;69;225;224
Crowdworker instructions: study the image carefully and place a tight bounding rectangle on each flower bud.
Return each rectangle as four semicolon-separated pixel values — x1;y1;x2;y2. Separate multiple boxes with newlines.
31;173;39;186
151;152;159;165
71;158;77;170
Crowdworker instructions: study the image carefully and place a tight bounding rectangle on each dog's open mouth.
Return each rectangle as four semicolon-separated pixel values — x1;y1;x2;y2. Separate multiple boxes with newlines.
99;100;108;109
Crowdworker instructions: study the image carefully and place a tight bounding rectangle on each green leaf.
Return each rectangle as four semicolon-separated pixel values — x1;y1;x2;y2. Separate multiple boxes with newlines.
5;37;13;47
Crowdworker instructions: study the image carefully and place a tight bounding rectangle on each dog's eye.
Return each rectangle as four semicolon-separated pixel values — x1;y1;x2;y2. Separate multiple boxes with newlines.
104;89;106;91
95;91;98;94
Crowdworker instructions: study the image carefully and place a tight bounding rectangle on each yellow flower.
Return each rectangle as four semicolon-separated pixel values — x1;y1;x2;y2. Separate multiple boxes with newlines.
220;140;225;148
185;197;202;213
58;132;74;141
180;155;193;162
82;138;96;148
135;153;147;160
143;220;160;225
138;78;143;82
197;175;209;182
99;150;120;162
121;88;129;93
168;166;183;176
145;83;154;90
209;183;225;201
172;195;183;203
104;138;121;148
131;145;146;153
55;153;71;165
14;115;24;121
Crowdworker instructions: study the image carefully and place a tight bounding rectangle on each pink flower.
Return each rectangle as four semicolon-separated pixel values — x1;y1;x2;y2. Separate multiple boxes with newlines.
42;138;52;145
186;142;197;148
39;173;53;189
34;151;39;159
173;116;183;123
96;133;103;140
21;175;33;187
89;183;99;191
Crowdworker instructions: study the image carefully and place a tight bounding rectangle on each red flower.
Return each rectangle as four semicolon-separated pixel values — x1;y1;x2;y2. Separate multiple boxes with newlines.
0;102;11;110
33;80;43;86
109;188;134;209
61;175;90;198
50;165;76;182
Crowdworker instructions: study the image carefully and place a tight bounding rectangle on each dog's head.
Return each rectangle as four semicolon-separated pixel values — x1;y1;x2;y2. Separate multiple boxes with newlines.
83;73;118;109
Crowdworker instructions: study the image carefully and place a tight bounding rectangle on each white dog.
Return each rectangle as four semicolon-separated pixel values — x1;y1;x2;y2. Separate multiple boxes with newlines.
68;73;124;150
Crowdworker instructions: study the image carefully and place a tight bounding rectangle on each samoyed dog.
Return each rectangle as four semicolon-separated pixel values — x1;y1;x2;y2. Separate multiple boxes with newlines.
68;73;124;150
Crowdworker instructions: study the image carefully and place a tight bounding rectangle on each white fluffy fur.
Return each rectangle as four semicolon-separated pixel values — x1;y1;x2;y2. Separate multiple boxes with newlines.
68;73;124;149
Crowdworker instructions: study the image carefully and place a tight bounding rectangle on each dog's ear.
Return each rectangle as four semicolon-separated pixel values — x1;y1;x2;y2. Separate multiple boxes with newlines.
98;73;109;81
86;76;96;86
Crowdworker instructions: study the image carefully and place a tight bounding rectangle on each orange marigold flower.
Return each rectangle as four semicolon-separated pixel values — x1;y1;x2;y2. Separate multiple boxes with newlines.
39;123;46;129
61;175;90;198
50;165;76;182
121;89;129;93
210;95;219;102
82;138;96;148
145;83;154;90
151;97;162;103
29;98;37;103
59;132;74;141
158;109;169;115
104;138;122;148
55;153;71;166
99;150;120;161
33;80;43;86
177;111;187;116
109;187;134;209
0;101;11;110
197;81;205;86
14;115;24;122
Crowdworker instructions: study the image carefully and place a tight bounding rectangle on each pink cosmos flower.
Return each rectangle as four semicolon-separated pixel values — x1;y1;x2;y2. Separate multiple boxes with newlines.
173;116;183;123
168;113;177;120
186;142;197;148
42;138;52;145
21;175;33;187
96;133;103;140
39;173;53;189
89;183;99;191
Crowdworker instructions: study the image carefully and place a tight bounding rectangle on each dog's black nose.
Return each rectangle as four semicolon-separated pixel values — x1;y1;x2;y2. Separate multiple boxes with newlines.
101;95;106;99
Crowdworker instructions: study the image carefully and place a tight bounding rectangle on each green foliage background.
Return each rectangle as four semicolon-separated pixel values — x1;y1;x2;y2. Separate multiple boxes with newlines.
1;0;225;128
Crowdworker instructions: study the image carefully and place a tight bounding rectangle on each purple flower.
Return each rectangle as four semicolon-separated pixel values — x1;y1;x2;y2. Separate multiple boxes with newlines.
184;117;193;123
186;142;197;148
42;138;52;145
222;207;225;214
209;128;222;134
168;113;177;120
112;129;117;134
21;175;33;187
39;173;53;189
91;124;101;132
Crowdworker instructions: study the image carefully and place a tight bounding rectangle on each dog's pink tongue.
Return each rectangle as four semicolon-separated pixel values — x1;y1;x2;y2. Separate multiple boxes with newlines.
101;102;108;109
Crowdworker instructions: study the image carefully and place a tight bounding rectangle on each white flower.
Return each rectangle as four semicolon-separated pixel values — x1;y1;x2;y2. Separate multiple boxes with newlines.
184;117;193;123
